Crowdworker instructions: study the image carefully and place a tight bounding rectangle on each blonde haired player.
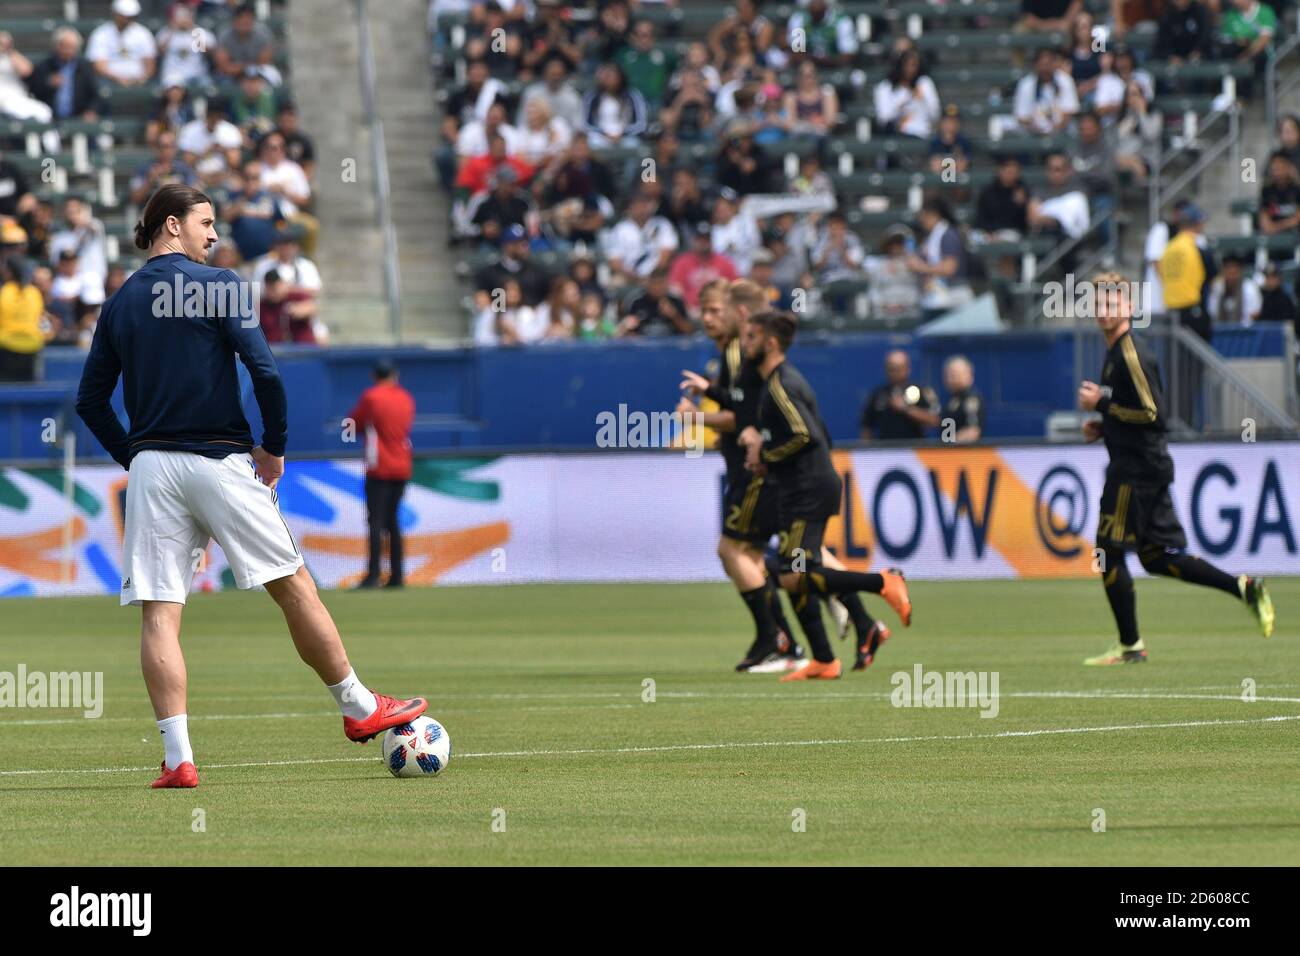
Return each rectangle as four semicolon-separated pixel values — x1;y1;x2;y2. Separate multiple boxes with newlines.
1078;272;1274;664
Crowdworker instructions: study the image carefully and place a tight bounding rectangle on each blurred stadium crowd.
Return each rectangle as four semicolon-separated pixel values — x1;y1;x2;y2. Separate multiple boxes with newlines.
429;0;1300;346
0;0;322;383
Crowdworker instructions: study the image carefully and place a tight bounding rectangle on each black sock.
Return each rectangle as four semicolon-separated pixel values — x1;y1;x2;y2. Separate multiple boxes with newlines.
1139;548;1240;597
809;567;885;595
792;578;835;663
1102;549;1140;646
765;575;795;643
739;584;779;647
835;591;876;637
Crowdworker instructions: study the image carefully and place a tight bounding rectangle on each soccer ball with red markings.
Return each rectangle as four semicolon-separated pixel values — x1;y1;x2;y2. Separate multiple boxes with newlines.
382;716;451;778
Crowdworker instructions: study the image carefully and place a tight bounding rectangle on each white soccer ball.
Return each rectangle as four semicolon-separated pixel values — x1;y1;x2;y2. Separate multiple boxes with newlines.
382;716;451;778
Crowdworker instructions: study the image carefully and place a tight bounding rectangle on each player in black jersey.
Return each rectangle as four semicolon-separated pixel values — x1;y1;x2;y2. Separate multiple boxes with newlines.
1078;273;1275;665
677;280;802;673
737;310;913;681
680;281;888;672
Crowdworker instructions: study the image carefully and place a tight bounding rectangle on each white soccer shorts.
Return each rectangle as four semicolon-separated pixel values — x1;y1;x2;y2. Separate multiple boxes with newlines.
120;449;305;606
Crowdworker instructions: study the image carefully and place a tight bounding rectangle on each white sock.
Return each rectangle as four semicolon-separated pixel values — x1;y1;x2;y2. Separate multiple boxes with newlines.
327;670;377;720
157;714;193;770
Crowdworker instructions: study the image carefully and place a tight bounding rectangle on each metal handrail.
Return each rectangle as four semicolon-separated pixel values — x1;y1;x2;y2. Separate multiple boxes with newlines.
1147;104;1239;227
1169;317;1300;434
1266;32;1300;134
356;0;403;340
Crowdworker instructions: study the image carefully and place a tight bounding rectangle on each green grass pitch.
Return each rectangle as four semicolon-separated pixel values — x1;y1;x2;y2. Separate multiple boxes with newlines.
0;577;1296;866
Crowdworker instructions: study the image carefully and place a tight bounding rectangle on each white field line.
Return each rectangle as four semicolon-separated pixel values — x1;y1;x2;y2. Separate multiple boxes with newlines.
1;689;1298;728
0;713;1297;779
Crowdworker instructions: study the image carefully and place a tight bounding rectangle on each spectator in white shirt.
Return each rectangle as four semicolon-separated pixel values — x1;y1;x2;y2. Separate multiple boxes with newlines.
49;248;104;326
456;101;521;159
711;192;762;274
256;132;318;255
155;4;214;89
1014;48;1079;135
474;278;546;346
86;0;157;87
515;98;571;170
178;100;243;186
251;229;322;293
874;49;941;139
1207;257;1262;326
604;190;680;285
48;197;108;281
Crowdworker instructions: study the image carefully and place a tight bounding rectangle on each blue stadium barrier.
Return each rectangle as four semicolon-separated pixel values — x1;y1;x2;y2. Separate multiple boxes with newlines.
3;324;1285;464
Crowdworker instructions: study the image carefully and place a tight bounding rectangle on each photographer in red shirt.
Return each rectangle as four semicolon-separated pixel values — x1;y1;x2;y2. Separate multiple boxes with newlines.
349;360;415;588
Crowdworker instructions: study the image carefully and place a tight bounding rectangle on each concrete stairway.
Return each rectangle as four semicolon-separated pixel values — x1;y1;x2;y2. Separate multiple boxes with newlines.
284;0;390;342
361;0;462;343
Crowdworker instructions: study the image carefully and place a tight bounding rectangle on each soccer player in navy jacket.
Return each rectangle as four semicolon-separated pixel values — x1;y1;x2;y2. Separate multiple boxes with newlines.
76;184;426;788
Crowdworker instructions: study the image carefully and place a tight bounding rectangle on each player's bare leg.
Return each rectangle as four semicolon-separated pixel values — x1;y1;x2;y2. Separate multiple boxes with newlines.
141;600;198;788
263;565;427;742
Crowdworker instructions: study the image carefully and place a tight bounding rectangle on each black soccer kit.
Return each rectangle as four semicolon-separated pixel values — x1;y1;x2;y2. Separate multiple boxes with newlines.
1093;329;1240;646
707;337;780;544
758;360;888;662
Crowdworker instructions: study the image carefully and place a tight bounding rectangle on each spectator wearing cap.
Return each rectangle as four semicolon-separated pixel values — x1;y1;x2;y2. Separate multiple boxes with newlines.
215;3;281;86
127;130;198;205
605;190;679;286
251;228;323;299
1160;202;1216;425
581;63;648;149
275;105;316;181
349;361;416;590
257;132;318;255
1258;262;1298;325
1159;201;1214;340
0;256;44;382
468;165;535;247
178;99;244;186
1207;256;1262;326
929;106;973;175
258;268;319;344
864;226;922;323
0;31;52;124
156;4;215;89
475;225;550;308
48;197;108;283
619;267;693;337
519;54;585;133
86;0;157;88
225;160;285;261
668;222;739;313
29;28;102;123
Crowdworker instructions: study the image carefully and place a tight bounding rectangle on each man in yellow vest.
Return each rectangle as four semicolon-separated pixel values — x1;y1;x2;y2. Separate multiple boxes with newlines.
1157;203;1216;426
0;256;45;382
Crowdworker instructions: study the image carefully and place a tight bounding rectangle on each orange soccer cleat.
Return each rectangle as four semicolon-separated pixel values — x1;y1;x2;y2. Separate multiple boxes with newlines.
879;569;912;627
780;658;842;682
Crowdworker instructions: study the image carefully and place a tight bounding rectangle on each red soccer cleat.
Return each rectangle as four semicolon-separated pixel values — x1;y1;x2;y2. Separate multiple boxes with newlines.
343;693;428;743
151;761;198;789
